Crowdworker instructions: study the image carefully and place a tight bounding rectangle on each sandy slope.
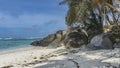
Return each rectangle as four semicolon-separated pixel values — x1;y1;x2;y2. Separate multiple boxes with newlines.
0;46;120;68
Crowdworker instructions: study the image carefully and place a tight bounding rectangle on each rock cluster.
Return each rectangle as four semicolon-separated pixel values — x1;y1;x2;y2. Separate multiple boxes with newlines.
31;25;120;50
31;28;88;49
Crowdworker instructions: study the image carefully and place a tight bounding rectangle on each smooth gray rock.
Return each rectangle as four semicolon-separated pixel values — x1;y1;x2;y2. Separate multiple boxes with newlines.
88;34;113;50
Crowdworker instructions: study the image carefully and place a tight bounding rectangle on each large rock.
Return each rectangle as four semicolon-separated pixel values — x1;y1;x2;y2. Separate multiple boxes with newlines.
63;29;88;49
31;34;56;46
31;30;67;47
88;34;113;50
31;28;88;48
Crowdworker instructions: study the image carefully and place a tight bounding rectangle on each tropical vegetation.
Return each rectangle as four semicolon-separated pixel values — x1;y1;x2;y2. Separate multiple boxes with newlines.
60;0;120;41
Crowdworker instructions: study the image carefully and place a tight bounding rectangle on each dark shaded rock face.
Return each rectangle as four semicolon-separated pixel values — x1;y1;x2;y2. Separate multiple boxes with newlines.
31;34;56;46
63;31;88;49
31;29;67;47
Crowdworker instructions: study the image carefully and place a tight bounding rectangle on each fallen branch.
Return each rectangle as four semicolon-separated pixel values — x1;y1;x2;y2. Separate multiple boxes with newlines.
68;59;80;68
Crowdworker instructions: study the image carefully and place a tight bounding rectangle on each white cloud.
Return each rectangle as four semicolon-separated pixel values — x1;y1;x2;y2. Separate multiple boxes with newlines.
0;12;66;28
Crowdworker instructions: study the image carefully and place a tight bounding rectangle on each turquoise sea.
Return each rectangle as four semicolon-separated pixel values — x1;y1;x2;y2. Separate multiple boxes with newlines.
0;38;40;51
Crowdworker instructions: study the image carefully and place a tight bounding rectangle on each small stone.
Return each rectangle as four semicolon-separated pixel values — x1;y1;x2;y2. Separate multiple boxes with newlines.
40;56;44;59
33;57;37;59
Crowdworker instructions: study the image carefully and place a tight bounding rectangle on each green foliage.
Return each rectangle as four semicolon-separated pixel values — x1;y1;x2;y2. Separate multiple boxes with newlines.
109;25;120;43
60;0;120;41
66;5;76;26
60;0;120;26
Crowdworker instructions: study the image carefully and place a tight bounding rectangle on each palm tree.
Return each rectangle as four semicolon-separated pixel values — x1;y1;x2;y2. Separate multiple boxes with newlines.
59;0;82;26
60;0;120;27
60;0;120;40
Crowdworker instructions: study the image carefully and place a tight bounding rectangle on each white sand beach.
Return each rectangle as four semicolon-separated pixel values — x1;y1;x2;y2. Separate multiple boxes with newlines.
0;46;62;68
0;46;120;68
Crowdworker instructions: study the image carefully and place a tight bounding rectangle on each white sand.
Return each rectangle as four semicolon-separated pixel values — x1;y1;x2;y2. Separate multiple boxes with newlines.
0;46;65;68
0;46;120;68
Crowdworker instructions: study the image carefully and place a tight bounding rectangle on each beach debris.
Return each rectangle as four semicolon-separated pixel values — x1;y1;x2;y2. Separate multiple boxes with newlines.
68;59;80;68
1;65;13;68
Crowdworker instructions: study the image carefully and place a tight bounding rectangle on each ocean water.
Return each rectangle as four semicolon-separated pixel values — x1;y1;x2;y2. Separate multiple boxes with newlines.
0;38;40;51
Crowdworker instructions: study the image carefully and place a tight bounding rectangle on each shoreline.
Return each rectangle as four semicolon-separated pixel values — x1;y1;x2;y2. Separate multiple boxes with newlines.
0;46;36;55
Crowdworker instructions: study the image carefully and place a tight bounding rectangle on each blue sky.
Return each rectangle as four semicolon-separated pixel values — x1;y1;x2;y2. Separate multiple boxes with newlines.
0;0;67;38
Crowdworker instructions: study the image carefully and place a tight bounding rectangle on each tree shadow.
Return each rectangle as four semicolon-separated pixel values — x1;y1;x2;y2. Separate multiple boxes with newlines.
33;48;120;68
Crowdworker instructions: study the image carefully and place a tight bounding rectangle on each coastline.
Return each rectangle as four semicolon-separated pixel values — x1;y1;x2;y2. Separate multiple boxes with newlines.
0;46;36;55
